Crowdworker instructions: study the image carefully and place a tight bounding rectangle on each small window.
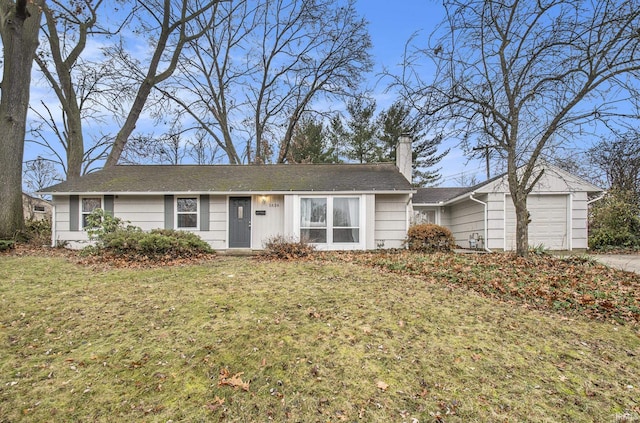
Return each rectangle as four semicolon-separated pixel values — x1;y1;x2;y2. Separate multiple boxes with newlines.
415;209;436;224
177;197;198;228
81;197;102;228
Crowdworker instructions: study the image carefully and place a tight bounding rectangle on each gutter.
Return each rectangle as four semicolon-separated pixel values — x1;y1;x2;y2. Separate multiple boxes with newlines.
469;193;492;252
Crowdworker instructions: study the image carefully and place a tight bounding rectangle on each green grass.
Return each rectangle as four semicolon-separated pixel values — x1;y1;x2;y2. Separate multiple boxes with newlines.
1;253;639;422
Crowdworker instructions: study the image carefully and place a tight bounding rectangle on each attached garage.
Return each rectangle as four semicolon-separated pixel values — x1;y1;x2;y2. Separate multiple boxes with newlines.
413;164;603;252
505;194;569;251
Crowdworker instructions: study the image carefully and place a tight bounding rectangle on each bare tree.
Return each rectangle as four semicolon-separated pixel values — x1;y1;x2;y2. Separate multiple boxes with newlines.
163;0;372;164
120;117;220;165
187;130;223;164
0;0;43;238
397;0;640;256
28;99;113;176
23;156;61;196
103;0;224;168
33;0;135;178
588;130;640;200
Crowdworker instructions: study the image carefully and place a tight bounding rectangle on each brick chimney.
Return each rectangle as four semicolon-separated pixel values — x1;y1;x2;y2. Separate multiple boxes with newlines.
396;133;412;184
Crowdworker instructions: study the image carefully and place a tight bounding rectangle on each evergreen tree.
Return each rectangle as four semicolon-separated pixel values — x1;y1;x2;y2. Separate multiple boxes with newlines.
288;117;338;163
377;101;448;186
331;97;381;163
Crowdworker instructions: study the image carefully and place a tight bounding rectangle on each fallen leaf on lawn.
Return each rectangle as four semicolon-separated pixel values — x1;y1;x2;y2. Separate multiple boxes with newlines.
205;396;225;411
377;381;389;391
218;368;250;391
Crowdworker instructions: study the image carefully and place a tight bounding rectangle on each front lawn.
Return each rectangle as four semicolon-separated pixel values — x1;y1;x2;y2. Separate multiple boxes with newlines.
0;252;638;422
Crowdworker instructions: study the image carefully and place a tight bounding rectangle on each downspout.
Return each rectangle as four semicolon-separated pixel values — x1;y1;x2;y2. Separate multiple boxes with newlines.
406;193;414;246
469;193;492;252
51;203;57;247
587;191;607;205
586;191;607;251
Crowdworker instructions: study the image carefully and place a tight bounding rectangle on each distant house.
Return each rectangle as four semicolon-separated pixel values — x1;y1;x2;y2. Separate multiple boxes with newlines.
412;164;603;251
39;136;601;252
22;193;52;222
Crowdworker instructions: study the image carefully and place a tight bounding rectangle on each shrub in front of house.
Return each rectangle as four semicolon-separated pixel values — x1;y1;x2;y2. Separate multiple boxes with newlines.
9;219;52;246
0;240;15;251
23;219;52;246
83;209;213;259
99;229;214;259
262;235;315;259
406;223;456;253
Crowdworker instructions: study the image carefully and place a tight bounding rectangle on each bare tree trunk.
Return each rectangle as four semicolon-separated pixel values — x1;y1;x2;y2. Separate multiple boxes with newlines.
511;192;529;257
105;80;153;168
0;0;42;238
65;112;84;178
35;1;100;179
104;0;219;168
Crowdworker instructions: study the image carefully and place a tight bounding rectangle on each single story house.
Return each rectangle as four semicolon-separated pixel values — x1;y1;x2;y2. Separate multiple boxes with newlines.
22;193;53;222
412;164;603;251
38;152;415;251
39;133;601;252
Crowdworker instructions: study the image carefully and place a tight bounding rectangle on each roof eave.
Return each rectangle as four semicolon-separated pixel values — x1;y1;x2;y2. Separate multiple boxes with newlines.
42;189;415;196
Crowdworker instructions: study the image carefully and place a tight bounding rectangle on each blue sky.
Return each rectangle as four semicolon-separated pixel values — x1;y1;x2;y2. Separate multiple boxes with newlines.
355;1;486;185
23;1;484;187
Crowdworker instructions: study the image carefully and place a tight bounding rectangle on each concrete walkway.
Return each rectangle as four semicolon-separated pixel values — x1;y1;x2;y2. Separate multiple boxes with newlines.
590;254;640;274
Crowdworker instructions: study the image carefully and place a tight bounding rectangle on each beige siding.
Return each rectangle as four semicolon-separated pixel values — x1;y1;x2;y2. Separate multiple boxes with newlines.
252;195;285;249
52;196;70;231
375;194;409;249
486;193;506;250
205;196;227;250
51;195;90;248
571;192;589;250
114;195;164;230
439;206;452;228
364;194;376;249
448;199;485;248
283;195;296;237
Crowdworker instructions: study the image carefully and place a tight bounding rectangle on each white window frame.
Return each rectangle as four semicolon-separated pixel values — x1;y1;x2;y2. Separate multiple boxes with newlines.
297;195;363;249
300;197;328;243
413;207;438;225
80;196;102;229
175;196;199;230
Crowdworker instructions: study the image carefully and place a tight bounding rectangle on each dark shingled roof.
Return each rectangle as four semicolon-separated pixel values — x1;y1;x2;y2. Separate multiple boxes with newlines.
39;164;413;194
412;187;472;204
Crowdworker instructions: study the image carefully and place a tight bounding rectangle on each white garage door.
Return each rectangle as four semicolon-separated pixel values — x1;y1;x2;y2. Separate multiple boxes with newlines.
505;195;569;250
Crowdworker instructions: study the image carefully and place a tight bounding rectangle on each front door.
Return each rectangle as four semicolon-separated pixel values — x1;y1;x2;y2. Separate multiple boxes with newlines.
229;197;251;248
